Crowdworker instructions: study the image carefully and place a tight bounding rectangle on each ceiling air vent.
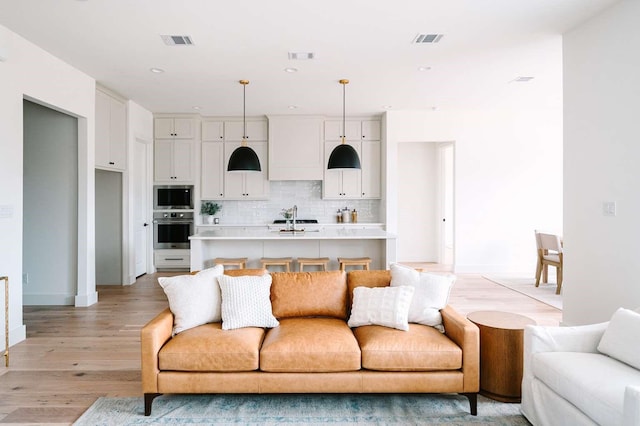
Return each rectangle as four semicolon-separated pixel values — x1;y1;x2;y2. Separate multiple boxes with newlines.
413;34;444;44
288;52;315;60
161;35;194;46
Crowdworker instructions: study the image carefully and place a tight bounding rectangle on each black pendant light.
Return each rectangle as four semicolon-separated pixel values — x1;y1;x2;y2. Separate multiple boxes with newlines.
327;79;361;170
227;80;261;172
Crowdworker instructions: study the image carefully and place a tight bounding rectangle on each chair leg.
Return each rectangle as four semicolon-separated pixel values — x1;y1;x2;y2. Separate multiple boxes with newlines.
556;266;563;295
542;264;548;283
535;258;543;287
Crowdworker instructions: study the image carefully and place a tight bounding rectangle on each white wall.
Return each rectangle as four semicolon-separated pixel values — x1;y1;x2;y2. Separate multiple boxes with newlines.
397;142;438;262
385;106;563;274
563;0;640;325
95;169;122;285
0;24;97;349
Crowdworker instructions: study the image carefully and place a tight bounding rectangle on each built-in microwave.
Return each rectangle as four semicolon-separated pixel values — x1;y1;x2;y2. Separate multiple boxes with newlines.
153;185;193;210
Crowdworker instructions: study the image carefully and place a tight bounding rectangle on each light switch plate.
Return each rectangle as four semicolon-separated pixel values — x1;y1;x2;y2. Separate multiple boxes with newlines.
602;201;616;217
0;205;14;218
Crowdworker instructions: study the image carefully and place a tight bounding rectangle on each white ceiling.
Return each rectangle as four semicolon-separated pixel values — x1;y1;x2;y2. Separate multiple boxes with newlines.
0;0;619;116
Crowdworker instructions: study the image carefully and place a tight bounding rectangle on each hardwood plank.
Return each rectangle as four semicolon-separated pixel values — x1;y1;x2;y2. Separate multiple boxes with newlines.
0;269;561;423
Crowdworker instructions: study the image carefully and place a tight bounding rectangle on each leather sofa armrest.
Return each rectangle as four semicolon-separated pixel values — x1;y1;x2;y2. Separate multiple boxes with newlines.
141;308;173;393
441;305;479;392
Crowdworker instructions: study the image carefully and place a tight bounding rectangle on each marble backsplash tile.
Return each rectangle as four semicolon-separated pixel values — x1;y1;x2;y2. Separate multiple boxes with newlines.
201;181;380;225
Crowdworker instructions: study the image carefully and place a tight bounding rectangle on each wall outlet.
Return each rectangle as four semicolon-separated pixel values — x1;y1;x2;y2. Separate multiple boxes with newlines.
602;201;616;217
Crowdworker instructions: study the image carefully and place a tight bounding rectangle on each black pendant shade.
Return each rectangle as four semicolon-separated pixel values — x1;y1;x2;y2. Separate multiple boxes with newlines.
227;80;261;172
227;145;261;172
327;143;361;169
328;79;361;170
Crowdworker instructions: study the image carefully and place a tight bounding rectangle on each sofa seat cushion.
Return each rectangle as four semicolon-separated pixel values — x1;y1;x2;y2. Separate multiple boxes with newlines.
159;322;265;372
260;318;361;372
533;352;640;426
354;323;462;371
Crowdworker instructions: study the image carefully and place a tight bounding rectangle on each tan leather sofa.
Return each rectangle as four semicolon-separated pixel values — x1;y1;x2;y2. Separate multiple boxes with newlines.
141;269;480;416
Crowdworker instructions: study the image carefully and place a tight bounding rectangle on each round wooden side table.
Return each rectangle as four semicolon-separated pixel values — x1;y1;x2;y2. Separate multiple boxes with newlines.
467;310;536;403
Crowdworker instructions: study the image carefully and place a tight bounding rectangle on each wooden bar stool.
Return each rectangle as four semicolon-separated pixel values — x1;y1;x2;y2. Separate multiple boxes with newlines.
213;257;247;269
297;257;330;272
260;257;293;272
338;257;371;271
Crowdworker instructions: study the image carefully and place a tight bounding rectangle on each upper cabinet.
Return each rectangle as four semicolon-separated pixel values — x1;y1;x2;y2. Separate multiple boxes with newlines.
201;120;224;141
95;89;126;170
223;141;269;199
224;120;267;142
154;117;196;139
323;119;381;199
267;115;324;180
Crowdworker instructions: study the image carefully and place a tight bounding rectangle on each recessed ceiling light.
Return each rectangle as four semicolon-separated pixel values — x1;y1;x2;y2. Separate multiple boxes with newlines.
288;105;299;110
512;76;535;82
431;106;440;111
284;67;298;73
288;52;314;60
418;66;432;72
150;67;165;74
192;106;201;110
382;105;393;110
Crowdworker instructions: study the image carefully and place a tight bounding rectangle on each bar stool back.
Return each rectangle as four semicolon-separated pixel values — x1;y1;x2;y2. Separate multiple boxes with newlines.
297;257;330;272
213;257;248;269
260;257;293;272
338;257;371;271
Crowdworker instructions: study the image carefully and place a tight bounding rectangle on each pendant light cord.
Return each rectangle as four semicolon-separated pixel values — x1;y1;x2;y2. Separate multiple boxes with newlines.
243;82;247;144
342;81;346;144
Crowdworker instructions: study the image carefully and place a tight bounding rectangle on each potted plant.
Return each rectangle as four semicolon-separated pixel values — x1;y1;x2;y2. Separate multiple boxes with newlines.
200;201;221;224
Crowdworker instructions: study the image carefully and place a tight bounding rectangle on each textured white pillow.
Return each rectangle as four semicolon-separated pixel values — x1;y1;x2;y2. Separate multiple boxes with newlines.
218;274;279;330
597;308;640;370
390;263;455;332
158;265;224;334
348;285;415;331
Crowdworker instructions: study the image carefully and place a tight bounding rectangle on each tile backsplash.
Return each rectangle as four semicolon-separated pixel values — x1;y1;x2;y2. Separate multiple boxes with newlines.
201;181;380;225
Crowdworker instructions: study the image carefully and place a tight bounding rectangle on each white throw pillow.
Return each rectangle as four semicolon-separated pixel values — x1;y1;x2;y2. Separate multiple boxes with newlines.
348;285;415;331
218;274;279;330
597;307;640;370
389;263;455;332
158;265;224;335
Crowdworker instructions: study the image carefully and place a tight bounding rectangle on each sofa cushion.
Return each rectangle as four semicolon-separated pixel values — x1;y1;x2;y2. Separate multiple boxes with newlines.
390;263;455;332
533;351;640;426
218;274;279;330
158;265;225;334
158;322;265;372
354;323;463;371
348;285;414;331
260;318;361;372
598;307;640;370
270;271;347;320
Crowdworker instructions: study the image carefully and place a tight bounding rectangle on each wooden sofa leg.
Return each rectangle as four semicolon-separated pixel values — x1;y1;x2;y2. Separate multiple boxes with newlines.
461;393;477;416
144;393;162;416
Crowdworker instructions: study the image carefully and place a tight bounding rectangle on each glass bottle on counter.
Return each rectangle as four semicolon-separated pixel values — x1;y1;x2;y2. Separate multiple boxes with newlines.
336;209;343;223
351;209;358;223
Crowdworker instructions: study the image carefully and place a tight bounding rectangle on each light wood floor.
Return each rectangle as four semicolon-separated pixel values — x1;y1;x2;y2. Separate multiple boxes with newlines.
0;268;561;424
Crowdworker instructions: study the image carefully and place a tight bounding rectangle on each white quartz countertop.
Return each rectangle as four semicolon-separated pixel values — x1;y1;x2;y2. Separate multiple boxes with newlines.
190;227;396;240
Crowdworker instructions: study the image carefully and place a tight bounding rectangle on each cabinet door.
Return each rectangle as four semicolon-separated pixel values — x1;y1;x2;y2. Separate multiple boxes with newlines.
109;98;127;169
173;118;195;139
324;120;361;141
361;140;381;198
172;140;194;182
154;139;174;181
154;118;175;139
361;120;381;141
95;91;111;167
225;120;267;141
201;142;225;199
243;141;269;198
223;142;247;198
202;120;224;141
323;141;361;199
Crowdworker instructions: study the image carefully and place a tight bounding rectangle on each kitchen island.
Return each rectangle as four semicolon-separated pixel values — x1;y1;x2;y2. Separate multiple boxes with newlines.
189;226;397;272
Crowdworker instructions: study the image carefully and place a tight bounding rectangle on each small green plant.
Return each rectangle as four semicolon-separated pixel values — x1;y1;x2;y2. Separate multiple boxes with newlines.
200;201;221;216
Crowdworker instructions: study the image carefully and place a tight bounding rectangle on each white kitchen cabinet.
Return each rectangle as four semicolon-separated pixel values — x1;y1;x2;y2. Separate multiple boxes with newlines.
154;249;190;270
201;141;225;199
223;141;269;199
95;90;126;170
360;140;381;198
323;141;362;199
224;120;267;142
202;120;224;141
267;115;324;180
154;117;196;139
324;120;361;141
361;120;381;141
154;139;195;182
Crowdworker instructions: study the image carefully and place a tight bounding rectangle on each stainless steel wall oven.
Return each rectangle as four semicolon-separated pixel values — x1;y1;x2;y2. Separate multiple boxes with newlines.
153;211;194;249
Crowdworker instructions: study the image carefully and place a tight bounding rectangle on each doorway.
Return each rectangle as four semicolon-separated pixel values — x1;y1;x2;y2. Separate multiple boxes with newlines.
397;142;454;268
95;169;123;285
22;100;78;305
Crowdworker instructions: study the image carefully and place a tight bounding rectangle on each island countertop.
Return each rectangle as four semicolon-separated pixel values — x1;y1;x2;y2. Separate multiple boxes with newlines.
190;228;396;241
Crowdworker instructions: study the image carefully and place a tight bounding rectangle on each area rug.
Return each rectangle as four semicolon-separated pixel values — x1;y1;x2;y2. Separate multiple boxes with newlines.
484;275;562;310
73;393;528;425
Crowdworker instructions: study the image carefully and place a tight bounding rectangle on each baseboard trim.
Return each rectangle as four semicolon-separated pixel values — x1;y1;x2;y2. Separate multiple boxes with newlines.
23;294;75;306
75;291;98;307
